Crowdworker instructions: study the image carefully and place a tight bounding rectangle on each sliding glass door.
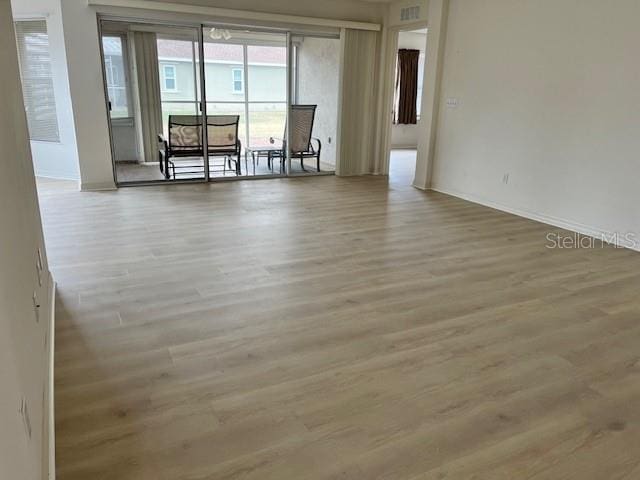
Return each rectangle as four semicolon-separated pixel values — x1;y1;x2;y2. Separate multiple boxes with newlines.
100;17;340;186
291;34;340;175
201;27;288;178
101;21;204;184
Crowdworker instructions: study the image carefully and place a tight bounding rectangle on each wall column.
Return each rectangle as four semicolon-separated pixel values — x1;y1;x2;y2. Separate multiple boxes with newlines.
60;0;116;190
413;0;449;190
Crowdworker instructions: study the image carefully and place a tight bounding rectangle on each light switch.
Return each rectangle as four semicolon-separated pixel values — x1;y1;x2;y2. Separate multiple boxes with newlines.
446;98;459;108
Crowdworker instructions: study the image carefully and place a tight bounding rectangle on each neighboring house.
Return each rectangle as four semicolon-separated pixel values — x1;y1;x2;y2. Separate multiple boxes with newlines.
158;40;286;105
102;37;286;117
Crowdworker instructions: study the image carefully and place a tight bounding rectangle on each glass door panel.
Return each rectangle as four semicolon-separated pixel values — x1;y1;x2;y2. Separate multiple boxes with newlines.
205;103;247;149
156;33;205;181
202;27;288;178
290;35;340;175
247;46;287;102
102;35;129;119
100;21;204;184
248;103;286;147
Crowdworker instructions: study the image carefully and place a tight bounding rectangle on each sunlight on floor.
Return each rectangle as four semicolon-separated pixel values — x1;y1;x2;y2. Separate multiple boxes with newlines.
389;149;416;186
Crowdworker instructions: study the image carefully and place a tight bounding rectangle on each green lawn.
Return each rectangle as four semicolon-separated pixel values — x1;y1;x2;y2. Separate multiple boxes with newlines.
161;102;285;148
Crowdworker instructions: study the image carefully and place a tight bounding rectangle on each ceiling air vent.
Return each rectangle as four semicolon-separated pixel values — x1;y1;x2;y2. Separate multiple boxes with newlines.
400;5;421;22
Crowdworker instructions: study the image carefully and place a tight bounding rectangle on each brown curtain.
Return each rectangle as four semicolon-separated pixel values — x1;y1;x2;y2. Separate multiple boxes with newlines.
395;49;420;124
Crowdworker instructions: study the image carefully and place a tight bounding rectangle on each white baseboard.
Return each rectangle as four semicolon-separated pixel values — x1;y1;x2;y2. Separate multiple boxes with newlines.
80;181;117;192
35;171;80;182
430;184;640;252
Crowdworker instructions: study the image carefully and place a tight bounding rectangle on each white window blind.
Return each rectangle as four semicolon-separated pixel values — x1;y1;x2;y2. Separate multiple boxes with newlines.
14;20;60;142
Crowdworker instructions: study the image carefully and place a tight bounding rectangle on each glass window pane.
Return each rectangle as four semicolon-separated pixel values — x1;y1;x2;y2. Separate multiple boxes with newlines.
160;101;199;138
157;39;196;100
201;28;286;178
102;36;129;118
247;45;286;102
202;42;244;102
294;36;339;172
207;103;247;149
248;103;285;148
156;34;204;181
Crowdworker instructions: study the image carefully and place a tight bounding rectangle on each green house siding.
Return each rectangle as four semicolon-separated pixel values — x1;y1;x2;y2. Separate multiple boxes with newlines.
159;60;286;103
158;60;287;147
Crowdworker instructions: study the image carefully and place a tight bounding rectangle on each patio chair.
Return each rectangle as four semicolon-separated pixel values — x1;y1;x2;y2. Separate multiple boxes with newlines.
158;115;242;179
269;105;321;173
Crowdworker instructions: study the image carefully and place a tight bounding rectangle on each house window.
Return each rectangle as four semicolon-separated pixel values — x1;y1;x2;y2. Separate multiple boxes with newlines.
14;20;60;142
232;68;244;94
162;65;177;92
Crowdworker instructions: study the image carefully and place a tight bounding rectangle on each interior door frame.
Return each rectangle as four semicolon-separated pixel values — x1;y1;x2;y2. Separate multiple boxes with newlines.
381;21;428;184
97;17;120;188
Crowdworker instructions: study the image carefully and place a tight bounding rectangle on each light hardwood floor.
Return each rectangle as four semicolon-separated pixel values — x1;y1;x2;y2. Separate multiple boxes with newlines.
39;152;640;479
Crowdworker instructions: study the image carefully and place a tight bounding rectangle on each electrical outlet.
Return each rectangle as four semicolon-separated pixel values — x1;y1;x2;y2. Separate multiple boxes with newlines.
19;397;32;440
502;173;510;184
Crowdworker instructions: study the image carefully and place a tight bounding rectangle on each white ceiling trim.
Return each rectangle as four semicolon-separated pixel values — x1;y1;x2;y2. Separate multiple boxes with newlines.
87;0;381;31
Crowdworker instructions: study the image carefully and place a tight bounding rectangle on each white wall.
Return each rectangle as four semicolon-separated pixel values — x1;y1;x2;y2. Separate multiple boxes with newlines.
391;30;426;149
297;36;340;167
60;0;115;190
429;0;640;247
0;1;54;479
155;0;385;23
11;0;80;182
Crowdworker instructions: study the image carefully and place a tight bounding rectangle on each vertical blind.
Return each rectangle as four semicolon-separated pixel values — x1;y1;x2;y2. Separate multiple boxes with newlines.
14;20;60;142
338;28;379;175
131;31;162;163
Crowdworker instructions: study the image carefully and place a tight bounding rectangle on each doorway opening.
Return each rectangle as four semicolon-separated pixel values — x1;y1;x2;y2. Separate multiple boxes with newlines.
387;27;427;184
